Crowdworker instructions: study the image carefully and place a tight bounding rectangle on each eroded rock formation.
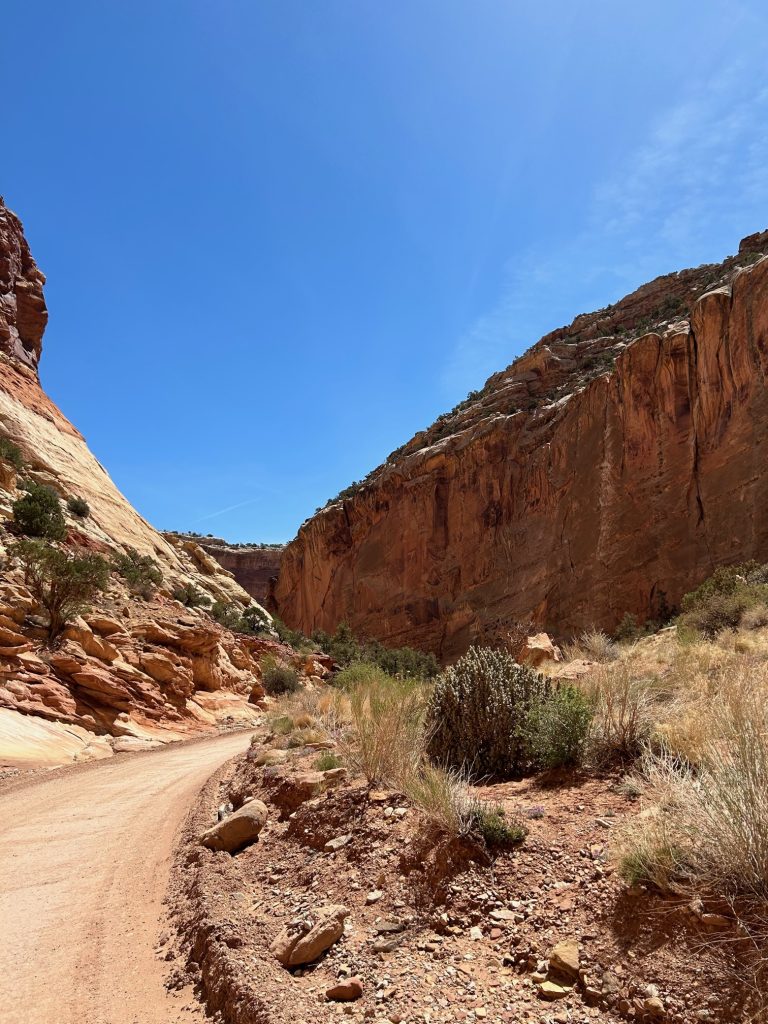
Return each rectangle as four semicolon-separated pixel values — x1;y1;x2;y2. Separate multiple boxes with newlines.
171;536;283;605
0;199;289;763
276;232;768;660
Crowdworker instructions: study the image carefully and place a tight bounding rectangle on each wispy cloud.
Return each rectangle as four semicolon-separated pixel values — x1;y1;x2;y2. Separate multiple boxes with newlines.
444;44;768;400
193;496;264;523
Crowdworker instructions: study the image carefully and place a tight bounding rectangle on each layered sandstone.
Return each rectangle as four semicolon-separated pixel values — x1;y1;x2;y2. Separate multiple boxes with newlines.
0;199;283;762
276;232;768;660
170;535;283;605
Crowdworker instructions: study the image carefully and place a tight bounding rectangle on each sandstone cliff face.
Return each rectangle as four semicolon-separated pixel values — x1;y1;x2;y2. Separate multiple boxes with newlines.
172;536;283;606
276;233;768;661
0;199;282;763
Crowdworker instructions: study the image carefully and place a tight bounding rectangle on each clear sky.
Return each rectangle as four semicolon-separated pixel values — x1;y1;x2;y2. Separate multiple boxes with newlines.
3;1;767;542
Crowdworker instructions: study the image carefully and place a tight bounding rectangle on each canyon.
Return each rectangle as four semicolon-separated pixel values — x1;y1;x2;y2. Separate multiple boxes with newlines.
172;535;283;606
0;199;299;766
275;232;768;661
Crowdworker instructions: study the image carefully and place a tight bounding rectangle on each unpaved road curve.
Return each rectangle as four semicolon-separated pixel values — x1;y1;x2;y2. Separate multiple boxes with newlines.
0;731;252;1024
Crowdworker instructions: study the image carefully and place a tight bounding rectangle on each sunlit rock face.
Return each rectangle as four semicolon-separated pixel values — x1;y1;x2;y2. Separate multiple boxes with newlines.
276;231;768;661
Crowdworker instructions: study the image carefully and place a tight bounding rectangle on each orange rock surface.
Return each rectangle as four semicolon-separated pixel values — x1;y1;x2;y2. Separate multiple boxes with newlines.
276;234;768;660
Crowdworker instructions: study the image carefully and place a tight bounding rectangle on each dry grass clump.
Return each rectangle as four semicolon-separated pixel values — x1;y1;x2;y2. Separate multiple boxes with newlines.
562;629;619;664
579;660;655;763
341;674;427;786
618;679;768;911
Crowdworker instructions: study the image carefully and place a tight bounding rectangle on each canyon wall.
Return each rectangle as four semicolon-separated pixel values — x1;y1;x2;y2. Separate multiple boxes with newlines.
0;199;288;764
276;234;768;660
185;538;283;605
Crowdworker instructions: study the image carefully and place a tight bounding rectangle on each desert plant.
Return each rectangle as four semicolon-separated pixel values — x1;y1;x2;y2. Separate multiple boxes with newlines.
171;581;210;607
314;751;342;771
526;684;593;769
261;657;300;696
618;683;768;909
342;673;427;786
468;802;527;846
0;437;24;471
425;646;552;778
741;603;768;630
12;484;66;540
564;629;619;663
11;540;110;639
66;496;90;518
113;547;163;598
581;661;653;764
614;612;643;642
310;621;439;678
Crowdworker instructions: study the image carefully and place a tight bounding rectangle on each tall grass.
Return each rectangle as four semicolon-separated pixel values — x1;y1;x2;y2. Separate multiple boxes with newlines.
618;674;768;908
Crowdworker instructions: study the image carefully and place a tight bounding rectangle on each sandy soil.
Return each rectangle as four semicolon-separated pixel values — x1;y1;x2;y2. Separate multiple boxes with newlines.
0;731;252;1024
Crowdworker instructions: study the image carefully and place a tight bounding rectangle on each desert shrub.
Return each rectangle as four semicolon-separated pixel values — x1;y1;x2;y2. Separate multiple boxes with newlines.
261;657;300;696
678;563;768;638
741;603;768;630
113;547;163;598
271;616;317;653
564;629;619;663
614;612;643;642
66;496;90;518
526;684;593;769
469;802;527;846
0;437;24;471
12;484;66;540
11;539;110;639
210;600;271;634
342;673;427;786
311;621;439;678
314;751;342;771
425;646;552;778
581;661;653;764
333;661;391;690
171;582;210;607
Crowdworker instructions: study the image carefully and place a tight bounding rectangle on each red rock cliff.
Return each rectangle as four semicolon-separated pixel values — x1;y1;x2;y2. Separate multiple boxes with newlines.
275;234;768;660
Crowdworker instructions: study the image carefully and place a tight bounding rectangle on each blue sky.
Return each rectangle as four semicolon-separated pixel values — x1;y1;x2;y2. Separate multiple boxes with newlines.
2;1;767;542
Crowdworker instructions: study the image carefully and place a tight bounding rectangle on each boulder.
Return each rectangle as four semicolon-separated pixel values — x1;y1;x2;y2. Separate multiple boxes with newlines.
200;799;268;853
271;904;349;966
523;632;562;667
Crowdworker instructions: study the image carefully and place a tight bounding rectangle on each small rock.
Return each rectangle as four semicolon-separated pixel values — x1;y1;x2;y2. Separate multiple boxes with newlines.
644;996;666;1018
549;938;580;980
325;834;353;852
538;980;571;1000
366;890;383;904
200;800;268;854
372;934;404;953
326;977;364;1002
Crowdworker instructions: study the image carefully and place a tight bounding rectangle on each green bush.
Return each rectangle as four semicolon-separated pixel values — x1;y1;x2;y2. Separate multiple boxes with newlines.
261;657;300;696
113;548;163;598
171;582;210;608
314;751;342;771
210;600;272;634
11;539;110;639
469;803;527;846
12;484;66;540
677;563;768;638
0;437;24;471
614;612;643;642
66;496;90;518
311;621;439;679
425;646;553;778
526;685;593;769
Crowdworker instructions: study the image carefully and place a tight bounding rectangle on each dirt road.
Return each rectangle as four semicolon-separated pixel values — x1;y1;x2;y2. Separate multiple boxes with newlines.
0;731;252;1024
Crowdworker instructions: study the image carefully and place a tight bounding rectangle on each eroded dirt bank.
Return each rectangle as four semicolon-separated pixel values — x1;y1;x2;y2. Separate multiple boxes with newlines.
0;731;251;1024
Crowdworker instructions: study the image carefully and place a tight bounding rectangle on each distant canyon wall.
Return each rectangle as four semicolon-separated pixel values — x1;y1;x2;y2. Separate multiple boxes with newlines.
275;241;768;661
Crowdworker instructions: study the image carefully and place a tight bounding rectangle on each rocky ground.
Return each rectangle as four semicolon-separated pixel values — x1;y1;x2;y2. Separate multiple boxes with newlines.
171;725;753;1024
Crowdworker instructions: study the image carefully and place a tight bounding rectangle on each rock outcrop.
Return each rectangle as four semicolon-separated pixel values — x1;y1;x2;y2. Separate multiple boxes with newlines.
170;535;283;605
0;198;284;763
276;232;768;660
